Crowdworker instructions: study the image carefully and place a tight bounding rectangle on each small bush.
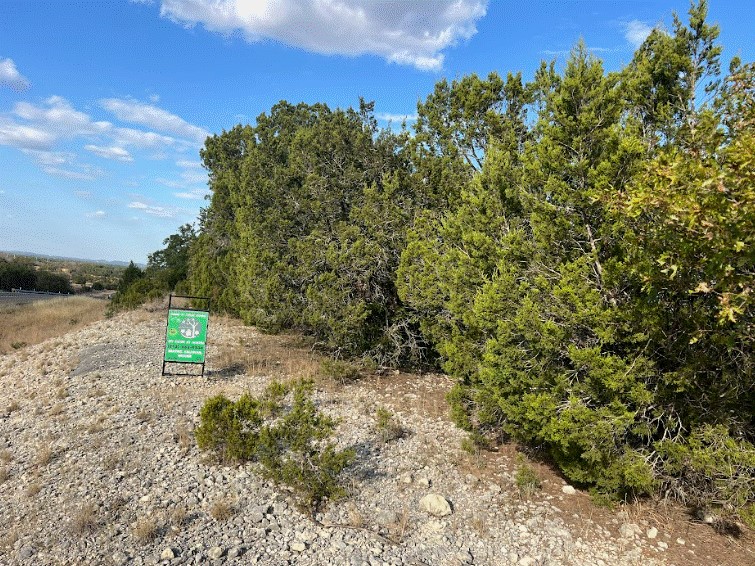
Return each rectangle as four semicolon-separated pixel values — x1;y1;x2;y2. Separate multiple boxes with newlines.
195;380;354;513
515;456;541;497
374;407;406;443
319;359;360;384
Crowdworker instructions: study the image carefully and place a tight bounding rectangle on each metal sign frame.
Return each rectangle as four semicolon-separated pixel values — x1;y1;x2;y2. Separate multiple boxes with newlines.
162;294;211;377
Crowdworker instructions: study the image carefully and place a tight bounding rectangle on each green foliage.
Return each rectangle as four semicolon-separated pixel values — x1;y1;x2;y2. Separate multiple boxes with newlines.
398;6;754;523
182;0;755;524
515;456;542;497
374;407;405;443
109;224;197;313
146;223;196;291
318;359;360;384
0;259;73;293
188;100;429;364
195;380;354;513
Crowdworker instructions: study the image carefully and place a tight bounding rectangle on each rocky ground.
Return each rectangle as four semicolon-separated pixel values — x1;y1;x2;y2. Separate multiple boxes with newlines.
0;308;751;565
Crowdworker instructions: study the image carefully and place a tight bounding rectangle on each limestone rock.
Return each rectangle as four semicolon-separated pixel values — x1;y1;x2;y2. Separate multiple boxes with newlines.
420;493;452;517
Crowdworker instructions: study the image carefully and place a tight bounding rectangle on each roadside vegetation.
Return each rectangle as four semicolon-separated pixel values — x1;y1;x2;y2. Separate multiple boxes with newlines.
0;296;107;354
0;253;124;293
112;2;754;528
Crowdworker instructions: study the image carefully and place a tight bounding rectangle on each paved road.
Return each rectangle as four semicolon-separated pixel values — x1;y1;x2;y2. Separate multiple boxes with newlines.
0;291;75;306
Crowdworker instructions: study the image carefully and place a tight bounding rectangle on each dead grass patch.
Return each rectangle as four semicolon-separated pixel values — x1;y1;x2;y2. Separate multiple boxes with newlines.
208;498;236;521
35;444;53;467
170;505;188;526
0;296;106;354
0;466;9;483
132;515;159;542
69;502;99;535
135;408;154;423
26;482;41;497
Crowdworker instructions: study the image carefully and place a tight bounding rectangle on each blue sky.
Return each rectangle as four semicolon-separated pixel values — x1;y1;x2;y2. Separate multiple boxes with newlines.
1;0;754;263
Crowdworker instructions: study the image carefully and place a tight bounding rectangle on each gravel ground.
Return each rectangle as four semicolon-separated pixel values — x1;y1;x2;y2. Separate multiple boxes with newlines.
0;309;680;565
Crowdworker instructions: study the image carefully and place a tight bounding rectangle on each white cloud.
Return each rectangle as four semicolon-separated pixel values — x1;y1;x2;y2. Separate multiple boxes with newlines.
14;96;111;137
0;57;31;91
111;127;180;150
86;210;106;218
0;120;55;150
128;200;175;218
101;98;209;143
176;159;202;168
625;20;653;49
159;0;487;71
84;144;134;162
174;188;210;200
44;166;104;181
20;150;103;180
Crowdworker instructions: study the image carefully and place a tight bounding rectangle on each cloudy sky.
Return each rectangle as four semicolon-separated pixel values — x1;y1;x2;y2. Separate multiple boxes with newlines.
1;0;753;263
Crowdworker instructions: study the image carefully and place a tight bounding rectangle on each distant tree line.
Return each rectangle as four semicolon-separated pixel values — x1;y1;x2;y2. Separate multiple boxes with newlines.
0;258;73;294
117;1;754;525
108;224;196;312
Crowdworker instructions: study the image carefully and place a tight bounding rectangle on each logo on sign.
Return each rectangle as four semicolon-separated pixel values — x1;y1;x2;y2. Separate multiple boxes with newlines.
179;318;201;339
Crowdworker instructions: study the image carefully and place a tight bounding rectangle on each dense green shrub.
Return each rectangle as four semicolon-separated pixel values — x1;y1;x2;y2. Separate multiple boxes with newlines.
397;2;754;522
181;0;753;525
195;380;354;513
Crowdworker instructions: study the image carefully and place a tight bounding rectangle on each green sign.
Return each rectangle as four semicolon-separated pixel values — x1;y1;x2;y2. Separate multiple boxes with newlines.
164;309;208;363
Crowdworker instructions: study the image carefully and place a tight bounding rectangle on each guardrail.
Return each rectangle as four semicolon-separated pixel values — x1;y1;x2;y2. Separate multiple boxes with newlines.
10;288;72;295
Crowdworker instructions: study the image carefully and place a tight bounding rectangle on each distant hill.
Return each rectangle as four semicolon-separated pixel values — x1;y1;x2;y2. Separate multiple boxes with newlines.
0;250;135;267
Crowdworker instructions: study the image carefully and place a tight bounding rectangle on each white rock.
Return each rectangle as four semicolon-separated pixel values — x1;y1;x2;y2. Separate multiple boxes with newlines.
619;522;641;538
420;494;452;517
160;547;175;560
208;546;224;560
561;485;576;495
647;527;658;539
290;542;306;552
676;538;686;545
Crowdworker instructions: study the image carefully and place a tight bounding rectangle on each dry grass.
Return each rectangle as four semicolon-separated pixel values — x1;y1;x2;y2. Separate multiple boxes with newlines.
0;449;12;463
6;399;21;414
0;466;9;483
135;408;154;423
69;502;99;535
0;296;107;354
26;482;41;497
346;502;365;528
208;498;236;522
170;505;188;528
175;422;193;453
35;444;53;467
132;515;159;542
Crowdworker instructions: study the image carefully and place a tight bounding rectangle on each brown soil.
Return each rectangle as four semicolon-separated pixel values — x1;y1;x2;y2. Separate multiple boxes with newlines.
356;371;755;566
